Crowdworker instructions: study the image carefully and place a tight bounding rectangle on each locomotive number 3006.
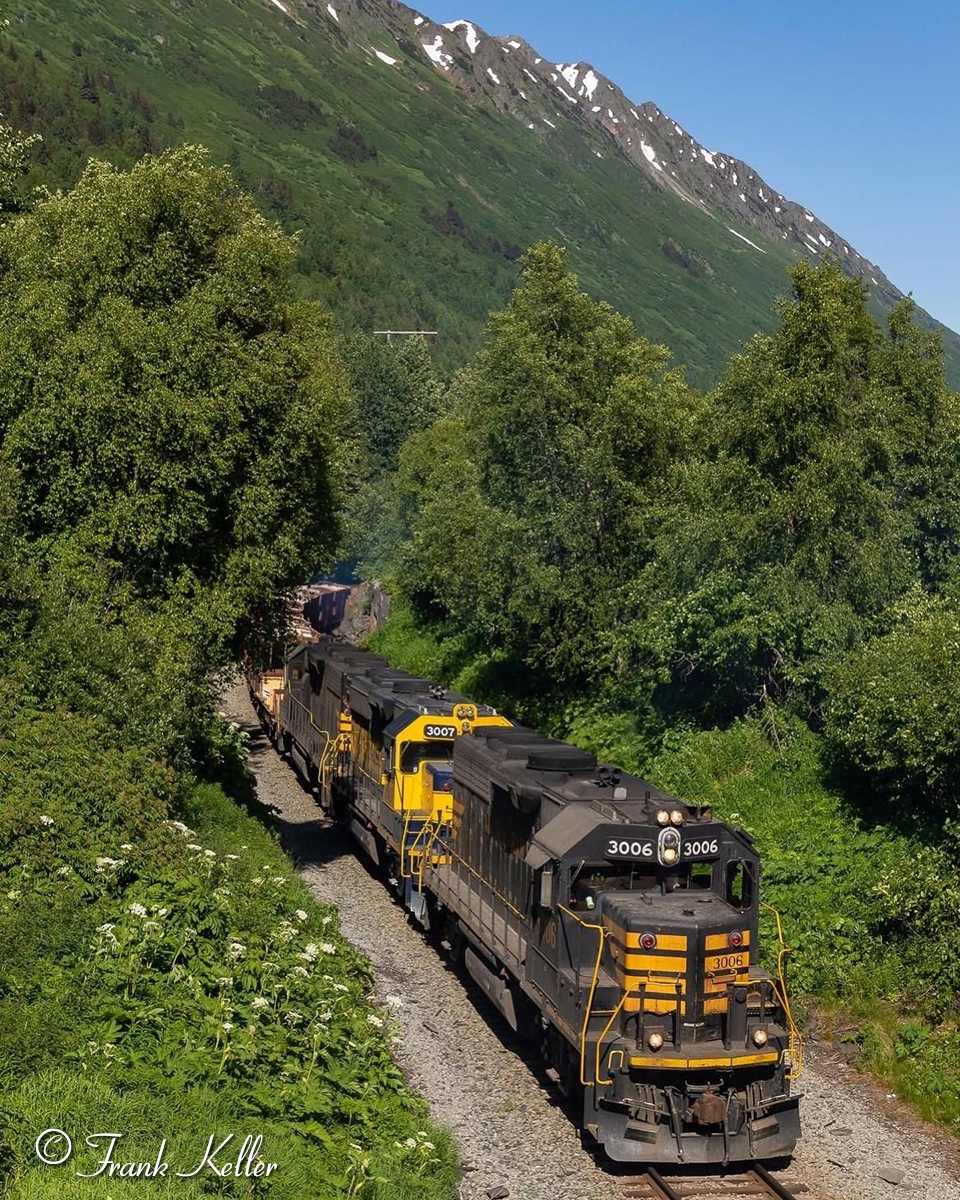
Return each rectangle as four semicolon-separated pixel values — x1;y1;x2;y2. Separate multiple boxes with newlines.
606;839;655;858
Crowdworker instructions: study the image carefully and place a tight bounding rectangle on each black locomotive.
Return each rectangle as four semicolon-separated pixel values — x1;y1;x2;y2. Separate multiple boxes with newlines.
250;639;801;1165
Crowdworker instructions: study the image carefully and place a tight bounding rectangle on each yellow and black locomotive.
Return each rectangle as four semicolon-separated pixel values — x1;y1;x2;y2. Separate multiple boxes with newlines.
250;639;801;1165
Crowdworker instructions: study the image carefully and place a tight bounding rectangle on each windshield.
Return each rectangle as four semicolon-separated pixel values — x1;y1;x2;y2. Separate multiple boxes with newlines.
399;739;455;773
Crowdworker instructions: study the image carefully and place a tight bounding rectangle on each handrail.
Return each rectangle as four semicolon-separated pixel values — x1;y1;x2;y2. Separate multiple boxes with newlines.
761;901;804;1079
595;986;633;1084
558;904;607;1086
416;822;444;891
285;694;333;759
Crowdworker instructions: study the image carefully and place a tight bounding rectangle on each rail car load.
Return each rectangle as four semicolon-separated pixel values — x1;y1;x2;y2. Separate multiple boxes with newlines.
249;640;802;1166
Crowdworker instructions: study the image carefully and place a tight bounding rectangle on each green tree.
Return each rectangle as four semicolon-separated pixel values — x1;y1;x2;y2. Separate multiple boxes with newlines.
0;119;40;215
341;333;443;476
391;243;695;694
825;590;960;818
0;146;354;668
628;258;956;721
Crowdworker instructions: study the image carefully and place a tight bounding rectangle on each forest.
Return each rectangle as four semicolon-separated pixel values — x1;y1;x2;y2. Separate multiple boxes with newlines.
3;116;960;1199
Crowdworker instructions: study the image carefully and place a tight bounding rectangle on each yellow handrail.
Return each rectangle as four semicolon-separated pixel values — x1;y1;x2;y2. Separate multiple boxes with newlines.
559;905;607;1086
761;901;804;1080
595;986;633;1085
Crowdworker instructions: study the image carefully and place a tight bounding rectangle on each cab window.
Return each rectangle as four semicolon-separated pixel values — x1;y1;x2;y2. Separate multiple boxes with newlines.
399;739;454;773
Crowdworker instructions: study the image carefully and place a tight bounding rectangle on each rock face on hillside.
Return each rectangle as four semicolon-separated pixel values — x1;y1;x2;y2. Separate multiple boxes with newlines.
299;0;900;308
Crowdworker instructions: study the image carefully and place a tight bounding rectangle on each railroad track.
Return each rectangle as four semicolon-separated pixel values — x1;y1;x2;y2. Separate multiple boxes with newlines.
618;1164;809;1200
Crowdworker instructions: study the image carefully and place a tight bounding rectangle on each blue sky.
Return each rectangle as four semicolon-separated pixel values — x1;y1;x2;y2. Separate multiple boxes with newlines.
432;1;960;334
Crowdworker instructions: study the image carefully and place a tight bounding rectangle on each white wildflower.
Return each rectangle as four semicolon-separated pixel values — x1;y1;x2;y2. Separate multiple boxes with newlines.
283;1011;304;1025
321;915;332;925
423;1141;435;1150
166;820;195;836
153;907;168;917
226;854;239;861
222;1022;234;1033
186;844;203;852
203;849;216;858
120;843;133;852
95;856;122;872
294;909;308;922
293;965;309;977
227;942;246;959
300;943;319;962
367;1014;384;1028
251;997;270;1010
97;923;116;933
217;977;233;988
57;866;72;876
385;994;403;1008
128;902;148;917
317;1010;332;1022
404;1136;416;1149
39;815;54;826
6;890;21;900
333;983;349;993
252;876;264;885
320;942;336;955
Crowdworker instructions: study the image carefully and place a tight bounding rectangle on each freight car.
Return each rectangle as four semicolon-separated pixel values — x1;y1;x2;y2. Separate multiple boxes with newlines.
250;640;802;1166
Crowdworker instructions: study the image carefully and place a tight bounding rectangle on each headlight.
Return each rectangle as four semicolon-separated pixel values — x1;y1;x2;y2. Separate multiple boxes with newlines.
640;933;657;951
662;846;678;864
647;1032;664;1051
670;809;684;825
752;1028;769;1047
656;809;671;826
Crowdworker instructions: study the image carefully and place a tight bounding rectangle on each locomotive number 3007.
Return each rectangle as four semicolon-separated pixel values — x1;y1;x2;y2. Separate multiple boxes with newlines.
424;724;457;738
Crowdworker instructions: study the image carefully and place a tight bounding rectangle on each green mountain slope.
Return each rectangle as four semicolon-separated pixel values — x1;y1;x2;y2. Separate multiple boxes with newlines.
3;0;957;386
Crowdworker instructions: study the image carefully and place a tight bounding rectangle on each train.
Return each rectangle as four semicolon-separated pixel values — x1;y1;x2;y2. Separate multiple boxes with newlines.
248;633;802;1166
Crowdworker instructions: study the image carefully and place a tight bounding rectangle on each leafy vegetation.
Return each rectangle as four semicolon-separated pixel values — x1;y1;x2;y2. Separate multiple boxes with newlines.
0;133;455;1198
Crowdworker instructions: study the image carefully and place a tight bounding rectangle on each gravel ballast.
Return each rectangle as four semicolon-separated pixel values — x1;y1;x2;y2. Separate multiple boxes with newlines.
222;681;960;1200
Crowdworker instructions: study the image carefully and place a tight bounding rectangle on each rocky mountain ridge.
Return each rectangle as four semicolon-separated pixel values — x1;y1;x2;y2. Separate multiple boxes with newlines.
295;0;900;306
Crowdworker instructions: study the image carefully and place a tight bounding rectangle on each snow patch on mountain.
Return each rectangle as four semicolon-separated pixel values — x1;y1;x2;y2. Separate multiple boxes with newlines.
727;228;766;252
423;35;453;70
443;19;480;53
373;48;398;64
